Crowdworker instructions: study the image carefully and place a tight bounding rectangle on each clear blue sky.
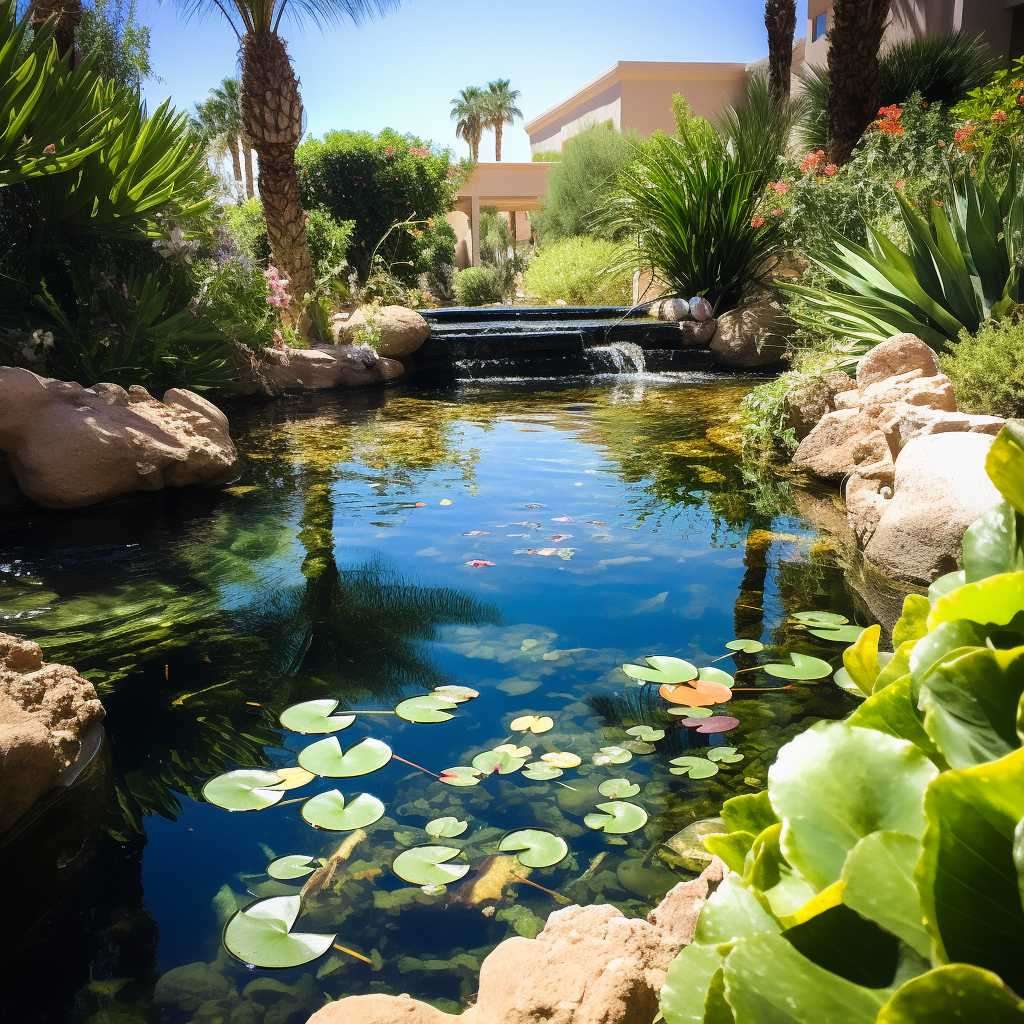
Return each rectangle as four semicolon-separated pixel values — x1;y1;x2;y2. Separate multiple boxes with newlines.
140;0;809;163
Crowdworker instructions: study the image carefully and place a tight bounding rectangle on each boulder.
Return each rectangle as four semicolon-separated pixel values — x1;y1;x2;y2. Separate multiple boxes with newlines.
784;370;857;440
0;633;105;834
655;298;692;322
263;344;404;391
710;299;793;367
0;367;237;509
678;318;718;348
154;962;237;1015
0;453;23;511
689;296;714;322
334;306;430;358
856;333;941;388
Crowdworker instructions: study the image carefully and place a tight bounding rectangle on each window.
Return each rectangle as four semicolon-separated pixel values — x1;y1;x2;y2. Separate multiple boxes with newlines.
812;12;827;42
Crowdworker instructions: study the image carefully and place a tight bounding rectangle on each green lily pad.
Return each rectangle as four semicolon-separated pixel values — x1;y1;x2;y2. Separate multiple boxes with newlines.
267;855;316;880
623;657;698;684
726;639;764;653
625;740;657;755
706;746;743;763
763;653;833;680
202;769;286;811
626;725;665;742
297;736;393;778
430;685;479;703
669;756;720;779
583;800;649;834
593;745;632;766
667;705;713;718
439;766;484;787
809;624;868;643
472;749;526;775
599;778;640;798
698;666;735;687
523;762;563;780
279;699;355;735
391;845;470;886
793;611;849;626
301;790;385;831
425;816;468;838
223;896;335;968
498;828;569;868
395;694;458;723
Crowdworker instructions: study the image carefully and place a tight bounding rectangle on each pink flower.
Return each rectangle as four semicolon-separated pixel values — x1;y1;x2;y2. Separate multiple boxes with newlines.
769;181;790;193
385;147;395;155
771;208;783;216
750;216;765;228
894;180;906;188
43;144;55;154
992;110;1008;122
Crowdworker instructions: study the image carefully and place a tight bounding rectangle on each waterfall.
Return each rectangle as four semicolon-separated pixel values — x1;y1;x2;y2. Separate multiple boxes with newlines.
585;342;646;375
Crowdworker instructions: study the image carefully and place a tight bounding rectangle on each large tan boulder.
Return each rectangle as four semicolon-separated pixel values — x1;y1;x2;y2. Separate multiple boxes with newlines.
264;344;404;390
784;370;858;441
710;299;793;367
856;332;941;387
0;633;104;834
679;318;718;348
334;306;430;358
0;367;237;509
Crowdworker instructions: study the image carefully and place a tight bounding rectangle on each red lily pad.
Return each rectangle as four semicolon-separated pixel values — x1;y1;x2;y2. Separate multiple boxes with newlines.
681;716;740;733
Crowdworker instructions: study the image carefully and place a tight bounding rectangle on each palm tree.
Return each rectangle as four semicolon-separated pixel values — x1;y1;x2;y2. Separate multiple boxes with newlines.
31;0;82;60
177;0;398;321
764;0;797;102
825;0;892;165
484;78;522;161
450;86;486;162
194;78;247;198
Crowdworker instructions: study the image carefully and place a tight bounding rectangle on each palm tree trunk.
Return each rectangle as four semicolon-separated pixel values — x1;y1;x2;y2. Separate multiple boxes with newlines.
240;33;314;323
765;0;797;102
509;210;517;242
494;122;503;161
825;0;892;165
229;135;243;197
32;0;82;60
471;133;479;162
243;141;255;200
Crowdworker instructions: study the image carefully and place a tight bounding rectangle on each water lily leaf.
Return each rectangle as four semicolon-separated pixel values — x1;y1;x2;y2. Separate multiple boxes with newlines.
279;699;356;735
809;624;868;643
660;681;731;706
271;767;316;790
494;743;532;759
223;896;335;969
599;778;640;798
498;828;569;868
297;736;393;778
687;716;740;734
697;667;735;687
391;845;470;886
523;762;563;780
763;653;833;680
626;725;665;742
706;746;743;763
301;790;385;831
541;751;581;768
593;745;632;766
203;770;286;811
510;715;554;733
267;855;316;880
472;749;525;775
645;656;699;680
625;740;657;754
834;666;866;697
425;816;468;839
584;800;648;834
793;611;849;626
439;766;484;787
395;694;457;723
431;685;479;703
668;705;712;718
670;756;720;779
725;639;764;653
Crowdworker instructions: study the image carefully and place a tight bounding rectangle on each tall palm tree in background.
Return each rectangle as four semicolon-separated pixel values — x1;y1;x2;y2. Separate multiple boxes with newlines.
194;77;252;199
178;0;398;321
825;0;892;165
484;78;522;161
764;0;796;102
450;86;486;162
31;0;82;59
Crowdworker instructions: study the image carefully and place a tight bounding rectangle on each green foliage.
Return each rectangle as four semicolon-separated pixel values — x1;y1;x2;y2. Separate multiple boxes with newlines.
191;251;279;351
953;56;1024;162
660;422;1024;1024
523;236;630;306
416;216;458;304
941;316;1024;418
478;208;529;300
77;0;153;90
453;265;501;307
531;149;561;162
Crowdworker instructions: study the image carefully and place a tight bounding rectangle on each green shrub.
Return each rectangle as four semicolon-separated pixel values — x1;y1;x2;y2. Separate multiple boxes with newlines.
478;208;530;300
453;266;501;306
941;317;1024;418
523;237;629;306
416;217;458;304
952;55;1024;162
531;149;561;162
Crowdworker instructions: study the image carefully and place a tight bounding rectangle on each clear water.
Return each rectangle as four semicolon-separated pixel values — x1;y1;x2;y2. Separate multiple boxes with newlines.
0;376;861;1024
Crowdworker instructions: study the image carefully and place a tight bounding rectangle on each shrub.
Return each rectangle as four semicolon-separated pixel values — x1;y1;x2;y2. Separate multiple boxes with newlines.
531;149;561;162
478;208;530;300
523;237;629;306
415;217;458;304
453;266;501;306
952;55;1024;162
941;317;1024;418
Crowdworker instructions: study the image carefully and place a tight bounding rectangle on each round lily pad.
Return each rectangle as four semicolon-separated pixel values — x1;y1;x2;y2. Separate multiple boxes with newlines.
583;800;648;835
792;610;848;626
395;694;457;723
762;653;833;680
272;767;316;791
669;756;719;779
684;715;740;734
697;667;735;688
626;725;665;742
279;699;355;735
808;624;867;643
498;828;569;868
593;745;632;766
426;816;468;839
540;751;582;768
267;855;316;880
431;685;479;703
439;766;483;787
297;736;393;778
472;750;525;775
622;657;698;684
202;769;286;812
392;845;470;886
301;790;385;831
598;778;640;799
706;746;743;763
667;706;712;718
833;666;867;698
494;743;532;759
725;639;764;653
523;762;563;780
223;896;335;968
659;681;731;706
624;740;657;754
510;715;554;734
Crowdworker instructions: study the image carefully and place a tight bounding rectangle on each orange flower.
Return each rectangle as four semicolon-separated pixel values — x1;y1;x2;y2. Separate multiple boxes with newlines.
822;164;838;176
992;110;1008;122
769;181;790;193
771;208;783;216
894;180;906;188
799;150;825;173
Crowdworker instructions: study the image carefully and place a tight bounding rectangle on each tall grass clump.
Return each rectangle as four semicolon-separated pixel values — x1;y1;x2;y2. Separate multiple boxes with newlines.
523;237;630;306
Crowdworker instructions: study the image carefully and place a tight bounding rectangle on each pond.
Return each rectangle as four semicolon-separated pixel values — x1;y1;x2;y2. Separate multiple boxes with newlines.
0;373;863;1024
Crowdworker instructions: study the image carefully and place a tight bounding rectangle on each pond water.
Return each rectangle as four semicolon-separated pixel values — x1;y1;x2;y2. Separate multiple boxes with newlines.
0;374;863;1024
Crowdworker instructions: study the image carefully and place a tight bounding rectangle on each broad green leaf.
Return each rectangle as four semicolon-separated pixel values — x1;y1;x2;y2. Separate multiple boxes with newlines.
661;944;723;1024
849;672;947;766
703;967;735;1024
918;747;1024;992
472;749;525;775
267;855;316;881
769;722;938;889
703;831;755;873
909;619;991;682
1015;818;1024;910
808;625;867;643
842;625;881;697
707;746;743;763
927;570;965;604
598;778;640;798
841;831;930;958
646;656;700;681
721;790;779;836
593;745;632;766
438;766;483;787
223;896;335;968
583;800;648;834
874;640;915;693
670;756;719;779
833;666;864;697
626;725;665;742
391;845;470;886
792;611;848;627
395;694;457;723
279;699;355;735
523;762;563;780
694;875;780;945
668;706;713;718
927;572;1024;631
699;666;735;687
877;964;1024;1023
426;816;468;838
748;824;818;919
763;653;833;681
297;736;393;778
963;502;1024;583
986;423;1024;516
301;790;385;831
726;639;764;654
202;769;285;811
892;594;931;647
498;828;569;868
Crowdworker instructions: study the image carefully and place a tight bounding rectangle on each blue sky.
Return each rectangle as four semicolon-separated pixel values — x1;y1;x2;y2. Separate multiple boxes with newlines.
140;0;809;163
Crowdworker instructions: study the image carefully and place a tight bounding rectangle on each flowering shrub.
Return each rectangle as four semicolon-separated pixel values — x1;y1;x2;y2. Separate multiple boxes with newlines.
263;265;291;309
952;57;1024;157
871;104;905;136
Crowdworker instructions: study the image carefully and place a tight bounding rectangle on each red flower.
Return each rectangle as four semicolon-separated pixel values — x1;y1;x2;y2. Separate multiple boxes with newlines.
771;208;783;216
385;147;394;155
953;124;975;143
933;199;944;206
823;164;838;176
750;216;765;228
871;105;905;136
992;110;1008;122
769;181;790;193
894;180;906;188
43;144;55;154
800;149;825;173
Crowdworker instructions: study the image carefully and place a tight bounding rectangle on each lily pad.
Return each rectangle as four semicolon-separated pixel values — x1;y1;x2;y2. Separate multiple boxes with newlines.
425;816;468;839
301;790;385;831
203;770;286;812
669;756;720;779
439;766;484;787
763;653;833;680
599;778;641;799
584;800;649;835
279;699;355;735
684;715;740;734
510;715;554;734
667;706;713;718
494;743;532;759
297;736;393;778
793;611;849;626
541;751;582;768
834;666;867;697
625;740;657;754
593;745;632;766
431;685;479;703
623;657;698;684
395;694;458;723
626;725;665;742
499;828;569;868
726;639;764;653
809;624;868;643
660;680;731;706
523;762;563;780
267;855;316;880
707;746;744;763
697;667;735;688
272;767;316;790
223;896;335;969
472;749;525;775
392;845;470;886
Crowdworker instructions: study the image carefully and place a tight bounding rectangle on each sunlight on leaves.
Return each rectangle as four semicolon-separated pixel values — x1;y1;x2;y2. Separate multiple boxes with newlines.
627;725;665;742
494;743;532;759
541;751;582;768
472;749;525;775
706;746;743;763
425;816;468;839
395;694;458;723
223;896;335;969
510;715;554;734
432;685;480;703
523;762;563;780
726;639;764;653
279;699;355;735
439;766;484;787
599;778;641;798
670;756;720;779
301;790;385;831
202;770;286;812
593;745;632;766
267;855;316;880
763;653;833;680
498;828;569;868
584;800;649;834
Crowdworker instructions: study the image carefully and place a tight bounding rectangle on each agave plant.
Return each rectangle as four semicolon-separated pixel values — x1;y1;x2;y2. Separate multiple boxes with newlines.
782;160;1023;349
